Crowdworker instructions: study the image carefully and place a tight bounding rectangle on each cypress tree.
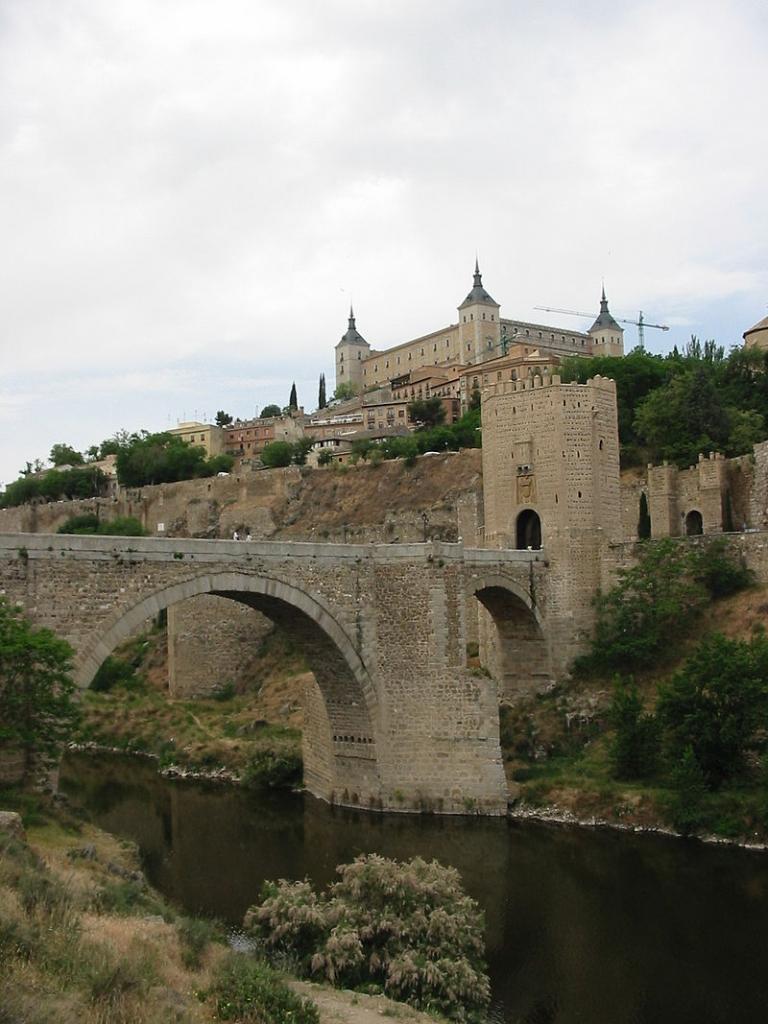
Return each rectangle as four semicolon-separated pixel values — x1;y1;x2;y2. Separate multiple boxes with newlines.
289;382;298;411
318;373;327;409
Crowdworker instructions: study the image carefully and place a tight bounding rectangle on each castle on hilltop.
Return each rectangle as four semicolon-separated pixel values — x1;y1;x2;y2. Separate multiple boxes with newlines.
334;261;625;394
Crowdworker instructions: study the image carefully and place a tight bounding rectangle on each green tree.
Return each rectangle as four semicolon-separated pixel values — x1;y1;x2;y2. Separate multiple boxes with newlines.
215;410;233;426
657;633;768;787
291;438;313;465
202;453;235;476
115;432;209;487
318;373;327;410
0;466;107;508
666;746;708;835
608;678;659;780
260;441;294;468
0;599;80;777
634;369;733;467
49;443;84;467
260;404;282;419
317;449;334;466
576;539;708;674
288;382;298;411
56;514;146;536
408;396;446;429
332;381;358;402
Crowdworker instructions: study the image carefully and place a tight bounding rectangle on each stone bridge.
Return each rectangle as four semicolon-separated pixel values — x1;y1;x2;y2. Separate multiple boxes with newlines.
0;533;578;815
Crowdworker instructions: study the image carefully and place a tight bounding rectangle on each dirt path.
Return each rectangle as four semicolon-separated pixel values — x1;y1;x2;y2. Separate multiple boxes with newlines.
292;980;446;1024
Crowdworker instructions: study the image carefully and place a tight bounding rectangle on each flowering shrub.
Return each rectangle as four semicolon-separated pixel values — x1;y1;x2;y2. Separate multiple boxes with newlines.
244;854;490;1021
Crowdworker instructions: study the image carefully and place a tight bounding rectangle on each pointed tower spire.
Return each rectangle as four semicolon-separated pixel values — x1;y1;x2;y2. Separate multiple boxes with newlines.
348;304;355;329
589;283;622;335
459;257;498;309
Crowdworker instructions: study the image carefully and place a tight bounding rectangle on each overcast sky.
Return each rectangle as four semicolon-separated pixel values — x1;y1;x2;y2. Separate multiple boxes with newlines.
1;0;767;485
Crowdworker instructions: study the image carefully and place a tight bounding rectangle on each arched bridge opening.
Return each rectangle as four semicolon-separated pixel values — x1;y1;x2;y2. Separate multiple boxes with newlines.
471;579;552;703
75;571;381;809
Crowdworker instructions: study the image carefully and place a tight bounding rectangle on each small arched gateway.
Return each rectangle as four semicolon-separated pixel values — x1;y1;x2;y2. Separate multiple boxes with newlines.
516;509;542;550
685;510;703;536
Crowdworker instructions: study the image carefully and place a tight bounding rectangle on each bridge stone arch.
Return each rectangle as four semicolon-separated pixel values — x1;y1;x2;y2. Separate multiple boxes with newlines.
468;573;552;701
75;570;381;808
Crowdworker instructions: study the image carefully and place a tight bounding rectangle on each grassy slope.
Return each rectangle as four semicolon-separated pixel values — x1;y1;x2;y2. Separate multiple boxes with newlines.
0;798;445;1024
76;625;306;781
501;584;768;841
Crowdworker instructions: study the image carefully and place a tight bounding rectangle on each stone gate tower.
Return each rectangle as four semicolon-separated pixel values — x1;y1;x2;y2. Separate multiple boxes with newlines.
481;371;621;659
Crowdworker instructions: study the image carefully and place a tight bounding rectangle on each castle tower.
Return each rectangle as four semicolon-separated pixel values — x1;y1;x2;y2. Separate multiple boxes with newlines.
480;372;621;662
334;305;370;394
588;286;624;357
458;259;501;364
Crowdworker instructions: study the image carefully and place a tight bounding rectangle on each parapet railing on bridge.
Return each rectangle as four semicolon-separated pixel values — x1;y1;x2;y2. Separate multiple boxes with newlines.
0;532;545;565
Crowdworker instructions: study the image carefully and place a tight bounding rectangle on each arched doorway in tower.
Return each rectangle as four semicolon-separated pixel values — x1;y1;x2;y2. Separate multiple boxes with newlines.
516;509;542;550
685;510;703;536
472;582;551;703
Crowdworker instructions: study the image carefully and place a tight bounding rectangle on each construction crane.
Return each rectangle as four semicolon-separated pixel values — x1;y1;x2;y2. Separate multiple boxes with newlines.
534;305;669;350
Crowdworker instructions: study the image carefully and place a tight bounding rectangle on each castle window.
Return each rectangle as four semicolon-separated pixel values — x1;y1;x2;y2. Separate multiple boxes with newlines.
358;351;361;359
463;316;466;323
470;314;474;320
482;313;486;320
491;315;494;321
599;439;604;450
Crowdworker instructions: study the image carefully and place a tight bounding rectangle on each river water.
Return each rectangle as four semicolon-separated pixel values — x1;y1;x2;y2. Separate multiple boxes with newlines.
60;752;768;1024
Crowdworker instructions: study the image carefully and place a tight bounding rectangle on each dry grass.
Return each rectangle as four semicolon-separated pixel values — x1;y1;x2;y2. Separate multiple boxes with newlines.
271;450;482;538
0;804;444;1024
76;627;305;776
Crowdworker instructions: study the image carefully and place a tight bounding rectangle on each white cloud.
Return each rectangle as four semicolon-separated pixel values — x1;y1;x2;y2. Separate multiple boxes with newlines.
1;0;767;481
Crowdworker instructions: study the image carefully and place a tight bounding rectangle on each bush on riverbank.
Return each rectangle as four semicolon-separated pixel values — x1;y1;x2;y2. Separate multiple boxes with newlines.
243;746;303;789
244;853;490;1022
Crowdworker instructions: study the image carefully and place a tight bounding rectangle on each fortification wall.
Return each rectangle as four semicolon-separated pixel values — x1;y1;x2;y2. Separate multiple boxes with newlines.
0;451;484;546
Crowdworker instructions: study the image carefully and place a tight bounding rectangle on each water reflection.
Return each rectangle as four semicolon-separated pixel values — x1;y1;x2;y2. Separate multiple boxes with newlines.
61;753;768;1024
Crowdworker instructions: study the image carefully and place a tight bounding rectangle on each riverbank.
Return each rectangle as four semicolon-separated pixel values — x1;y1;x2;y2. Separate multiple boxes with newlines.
0;793;447;1024
75;623;305;788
